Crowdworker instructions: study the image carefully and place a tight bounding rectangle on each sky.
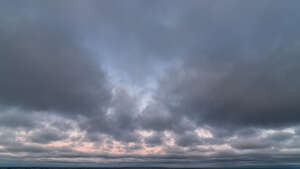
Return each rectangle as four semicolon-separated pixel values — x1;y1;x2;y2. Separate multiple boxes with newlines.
0;0;300;167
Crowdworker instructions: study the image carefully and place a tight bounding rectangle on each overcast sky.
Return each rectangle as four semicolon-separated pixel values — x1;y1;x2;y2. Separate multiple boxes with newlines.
1;0;300;167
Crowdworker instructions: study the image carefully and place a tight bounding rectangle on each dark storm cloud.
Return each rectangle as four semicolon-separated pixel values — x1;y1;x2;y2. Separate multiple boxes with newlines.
0;0;113;141
0;18;111;116
154;0;300;129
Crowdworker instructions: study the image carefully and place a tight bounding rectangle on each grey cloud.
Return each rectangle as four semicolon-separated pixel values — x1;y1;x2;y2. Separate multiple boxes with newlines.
139;102;195;133
0;4;111;116
266;132;294;142
154;0;300;130
0;129;77;156
230;130;296;151
175;131;202;147
234;128;261;138
81;88;140;143
18;0;180;83
144;132;164;147
0;107;39;129
0;0;117;143
162;146;186;155
0;130;49;153
231;139;272;150
295;126;300;135
139;103;177;131
28;127;68;144
123;143;143;153
4;144;50;154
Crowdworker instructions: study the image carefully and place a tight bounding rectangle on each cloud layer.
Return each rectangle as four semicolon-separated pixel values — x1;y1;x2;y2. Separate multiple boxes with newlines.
1;0;300;167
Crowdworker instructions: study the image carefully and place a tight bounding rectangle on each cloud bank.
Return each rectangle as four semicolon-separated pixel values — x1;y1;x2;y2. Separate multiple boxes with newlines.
0;0;300;167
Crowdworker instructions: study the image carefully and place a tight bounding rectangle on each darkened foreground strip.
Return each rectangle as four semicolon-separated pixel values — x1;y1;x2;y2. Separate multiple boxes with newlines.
0;167;298;169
